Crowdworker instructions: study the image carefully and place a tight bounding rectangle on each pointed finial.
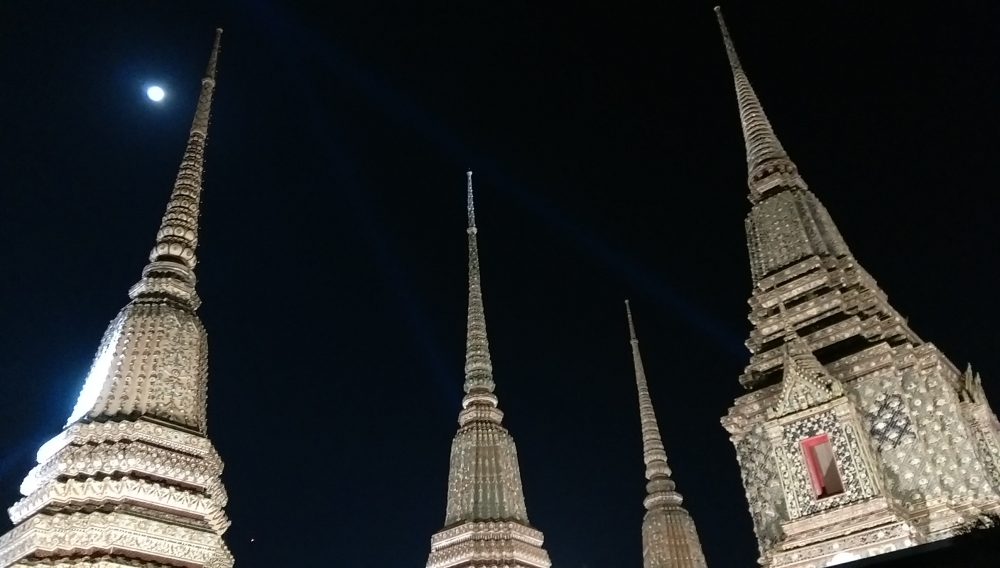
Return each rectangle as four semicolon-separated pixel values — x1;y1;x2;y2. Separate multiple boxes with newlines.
959;363;980;403
625;299;638;342
713;7;807;200
205;28;223;81
624;302;684;510
131;29;223;307
190;28;222;138
460;170;499;425
466;170;477;231
626;307;709;568
714;7;742;71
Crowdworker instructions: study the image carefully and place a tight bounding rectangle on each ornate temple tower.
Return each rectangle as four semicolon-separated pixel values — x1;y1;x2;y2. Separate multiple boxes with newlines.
625;301;708;568
0;30;234;568
714;8;1000;568
425;173;552;568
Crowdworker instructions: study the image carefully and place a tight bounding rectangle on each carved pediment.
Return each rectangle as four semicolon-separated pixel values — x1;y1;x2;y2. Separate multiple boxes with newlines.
769;337;845;418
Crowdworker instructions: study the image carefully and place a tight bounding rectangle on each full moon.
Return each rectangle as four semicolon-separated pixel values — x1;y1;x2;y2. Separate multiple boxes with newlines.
146;86;165;102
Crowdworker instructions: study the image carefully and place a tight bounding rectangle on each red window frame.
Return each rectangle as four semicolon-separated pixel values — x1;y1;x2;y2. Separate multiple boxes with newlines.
801;433;844;498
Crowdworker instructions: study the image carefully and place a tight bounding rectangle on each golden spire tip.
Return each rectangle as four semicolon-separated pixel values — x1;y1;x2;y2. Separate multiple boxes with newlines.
714;5;741;70
466;170;477;230
625;299;638;342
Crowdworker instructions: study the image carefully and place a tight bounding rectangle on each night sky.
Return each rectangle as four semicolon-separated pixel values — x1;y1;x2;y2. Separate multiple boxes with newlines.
1;1;999;566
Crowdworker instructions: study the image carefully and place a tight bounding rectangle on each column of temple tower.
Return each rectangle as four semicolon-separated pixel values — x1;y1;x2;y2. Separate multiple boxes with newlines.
0;30;234;568
625;301;708;568
425;172;552;568
714;7;1000;568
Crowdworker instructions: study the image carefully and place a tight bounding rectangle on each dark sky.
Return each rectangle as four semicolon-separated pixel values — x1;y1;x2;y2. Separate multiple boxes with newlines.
1;1;999;566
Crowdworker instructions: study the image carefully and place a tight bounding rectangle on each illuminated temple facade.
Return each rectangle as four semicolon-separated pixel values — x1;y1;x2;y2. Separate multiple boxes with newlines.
714;8;1000;568
0;31;233;568
424;173;552;568
625;302;708;568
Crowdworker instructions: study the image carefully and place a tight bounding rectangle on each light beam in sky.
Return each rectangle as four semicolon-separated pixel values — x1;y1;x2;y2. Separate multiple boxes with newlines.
146;85;166;102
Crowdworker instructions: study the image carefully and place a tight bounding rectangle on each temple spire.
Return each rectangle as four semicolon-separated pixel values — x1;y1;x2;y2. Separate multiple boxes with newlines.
132;28;222;305
714;7;807;201
426;173;550;568
626;301;708;568
0;29;234;568
625;300;681;509
463;170;496;398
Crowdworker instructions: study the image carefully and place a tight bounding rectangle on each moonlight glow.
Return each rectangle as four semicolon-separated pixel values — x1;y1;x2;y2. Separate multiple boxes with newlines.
146;85;166;102
66;321;122;426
